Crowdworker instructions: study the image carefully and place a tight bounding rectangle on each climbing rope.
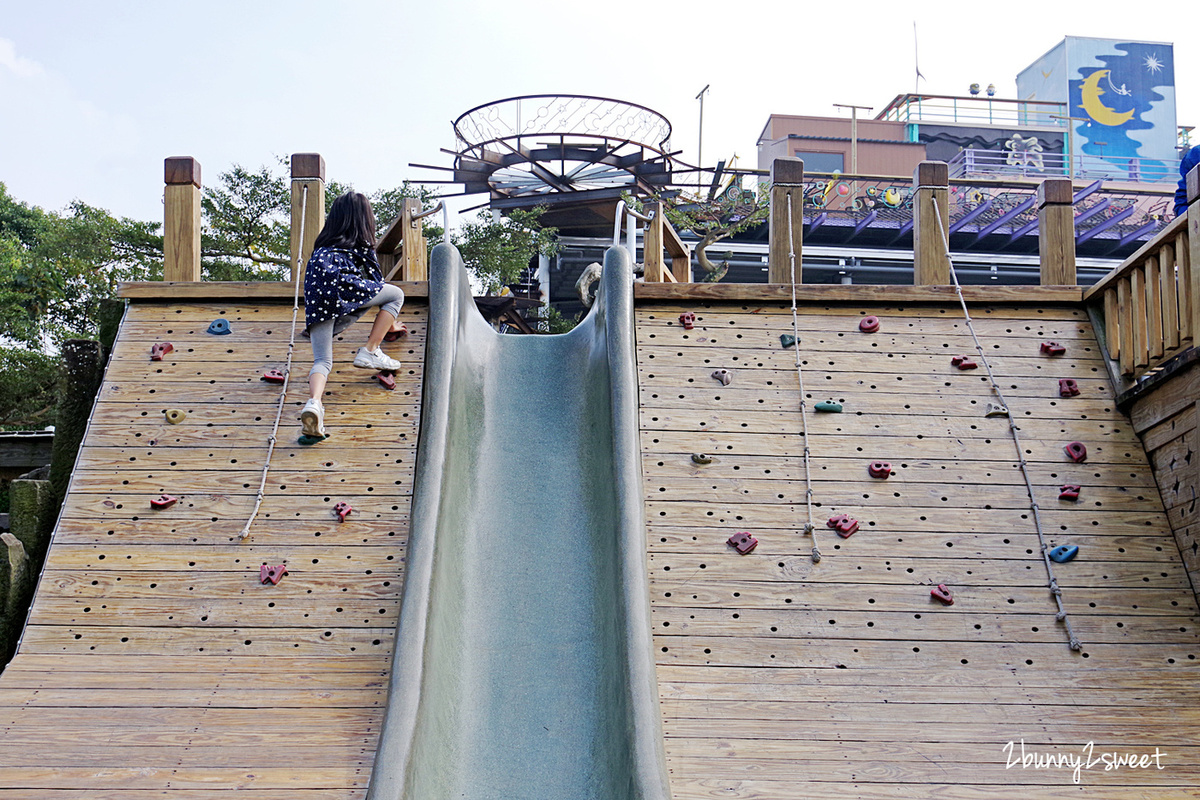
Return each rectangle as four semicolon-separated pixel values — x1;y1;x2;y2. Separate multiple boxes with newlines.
930;197;1082;651
786;193;820;563
238;183;309;540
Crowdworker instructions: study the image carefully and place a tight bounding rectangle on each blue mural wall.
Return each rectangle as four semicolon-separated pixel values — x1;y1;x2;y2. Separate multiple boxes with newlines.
1018;37;1177;182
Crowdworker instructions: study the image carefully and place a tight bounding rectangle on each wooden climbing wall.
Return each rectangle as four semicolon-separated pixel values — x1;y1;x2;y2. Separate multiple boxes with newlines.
0;298;424;798
637;300;1200;798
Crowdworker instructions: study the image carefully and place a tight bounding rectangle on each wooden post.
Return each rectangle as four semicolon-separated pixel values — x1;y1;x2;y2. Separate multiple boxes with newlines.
163;157;201;282
1186;165;1200;343
290;153;325;283
644;201;666;283
912;161;950;285
768;158;804;284
400;198;428;282
1038;178;1076;285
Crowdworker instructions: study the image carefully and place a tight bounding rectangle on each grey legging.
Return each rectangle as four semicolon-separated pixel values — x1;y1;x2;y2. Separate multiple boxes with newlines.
308;284;405;377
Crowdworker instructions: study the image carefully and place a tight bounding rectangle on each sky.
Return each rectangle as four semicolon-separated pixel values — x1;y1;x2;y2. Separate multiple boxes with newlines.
2;0;1198;226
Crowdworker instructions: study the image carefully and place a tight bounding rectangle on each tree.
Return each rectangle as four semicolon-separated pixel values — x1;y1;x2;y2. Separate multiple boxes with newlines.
453;207;558;294
629;185;770;282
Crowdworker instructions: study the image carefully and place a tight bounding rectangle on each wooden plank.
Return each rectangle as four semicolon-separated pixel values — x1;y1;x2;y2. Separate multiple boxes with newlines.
1179;229;1194;342
1146;253;1165;360
17;624;395;656
118;281;429;300
635;284;1084;304
1162;240;1181;350
1104;286;1120;362
1117;275;1135;376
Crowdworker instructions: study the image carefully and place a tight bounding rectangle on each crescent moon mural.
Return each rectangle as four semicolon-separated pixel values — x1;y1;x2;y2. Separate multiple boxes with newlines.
1080;70;1135;126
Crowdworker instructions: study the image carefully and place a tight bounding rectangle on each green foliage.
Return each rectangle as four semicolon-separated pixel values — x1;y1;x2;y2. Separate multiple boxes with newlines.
453;207;559;294
201;162;291;281
0;184;160;347
0;347;59;430
541;304;578;334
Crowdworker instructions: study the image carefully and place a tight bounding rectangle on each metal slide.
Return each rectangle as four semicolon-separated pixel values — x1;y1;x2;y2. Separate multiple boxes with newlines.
366;244;671;799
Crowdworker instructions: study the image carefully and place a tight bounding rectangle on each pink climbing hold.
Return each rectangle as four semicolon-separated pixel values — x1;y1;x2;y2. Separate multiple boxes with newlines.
930;584;954;605
334;501;352;522
150;342;173;361
150;494;177;510
868;461;892;479
727;532;758;555
859;316;880;333
951;355;978;370
261;369;286;384
1041;341;1067;356
1059;484;1081;501
678;312;696;330
1059;378;1080;397
1064;441;1088;463
375;371;396;390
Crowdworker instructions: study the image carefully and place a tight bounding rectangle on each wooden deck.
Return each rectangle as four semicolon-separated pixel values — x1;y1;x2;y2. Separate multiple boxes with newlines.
637;301;1200;798
0;300;424;798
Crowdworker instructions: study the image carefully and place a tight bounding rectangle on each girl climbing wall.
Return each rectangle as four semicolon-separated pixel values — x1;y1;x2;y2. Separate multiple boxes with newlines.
300;191;407;442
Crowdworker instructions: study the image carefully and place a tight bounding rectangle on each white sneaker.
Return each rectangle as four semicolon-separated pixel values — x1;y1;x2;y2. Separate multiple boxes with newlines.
300;398;326;438
354;347;402;371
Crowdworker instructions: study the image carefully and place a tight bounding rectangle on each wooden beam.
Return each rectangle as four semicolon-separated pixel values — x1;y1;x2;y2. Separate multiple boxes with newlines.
768;158;804;284
912;161;950;285
634;283;1083;304
1145;254;1164;361
163;157;201;283
1161;240;1180;350
1188;165;1200;344
400;198;428;282
643;201;666;283
117;281;429;301
290;153;325;283
1037;178;1076;285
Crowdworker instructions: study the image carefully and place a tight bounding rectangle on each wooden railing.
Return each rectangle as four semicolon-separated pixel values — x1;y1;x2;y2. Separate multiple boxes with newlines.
1083;214;1195;383
641;201;690;283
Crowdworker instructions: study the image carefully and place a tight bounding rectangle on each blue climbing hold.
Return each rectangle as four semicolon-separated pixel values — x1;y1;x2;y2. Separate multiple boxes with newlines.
780;334;798;348
207;318;231;335
814;401;843;413
1048;545;1079;563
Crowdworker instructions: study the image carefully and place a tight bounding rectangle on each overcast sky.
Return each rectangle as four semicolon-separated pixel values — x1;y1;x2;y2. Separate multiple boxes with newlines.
2;0;1197;225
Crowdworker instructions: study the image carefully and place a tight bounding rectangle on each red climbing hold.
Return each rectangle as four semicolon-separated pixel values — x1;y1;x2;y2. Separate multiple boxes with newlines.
678;312;696;330
1064;441;1088;463
1041;341;1067;356
259;564;288;585
334;501;352;522
1059;378;1080;397
827;513;859;538
261;369;285;384
727;532;758;554
1059;484;1081;501
150;494;177;510
868;461;892;479
375;371;396;390
930;584;954;605
951;355;979;370
150;342;173;361
859;316;880;333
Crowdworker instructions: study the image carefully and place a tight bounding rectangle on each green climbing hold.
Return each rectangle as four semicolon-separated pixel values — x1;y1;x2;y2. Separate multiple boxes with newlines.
780;334;798;348
298;432;330;446
814;401;843;413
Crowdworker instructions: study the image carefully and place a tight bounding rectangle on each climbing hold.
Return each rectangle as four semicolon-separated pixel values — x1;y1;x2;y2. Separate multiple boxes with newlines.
691;453;714;465
164;409;186;425
259;564;288;585
930;584;954;605
1041;341;1067;356
780;333;797;348
1059;378;1080;397
375;371;396;390
150;342;173;361
727;532;758;555
859;316;880;333
711;369;732;386
984;402;1009;418
814;401;843;413
261;369;286;384
150;494;177;510
1059;484;1081;501
298;432;330;446
207;318;231;335
383;323;408;342
1063;441;1087;463
334;501;352;522
826;513;859;538
951;355;978;370
678;312;696;330
1048;545;1079;563
868;461;892;479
